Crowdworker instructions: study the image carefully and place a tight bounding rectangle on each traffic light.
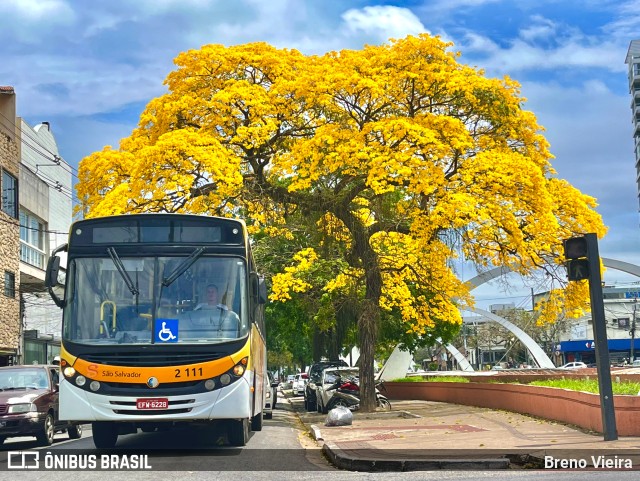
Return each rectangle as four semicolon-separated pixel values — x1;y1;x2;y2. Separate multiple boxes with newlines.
564;236;589;281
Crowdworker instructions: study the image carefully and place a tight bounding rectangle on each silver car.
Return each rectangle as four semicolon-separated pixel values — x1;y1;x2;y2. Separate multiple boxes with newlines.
291;373;308;396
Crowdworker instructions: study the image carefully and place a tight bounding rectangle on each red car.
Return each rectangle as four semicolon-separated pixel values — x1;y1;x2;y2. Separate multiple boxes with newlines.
0;364;83;446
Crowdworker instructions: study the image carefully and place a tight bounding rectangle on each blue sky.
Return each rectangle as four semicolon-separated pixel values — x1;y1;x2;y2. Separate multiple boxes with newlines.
3;0;640;307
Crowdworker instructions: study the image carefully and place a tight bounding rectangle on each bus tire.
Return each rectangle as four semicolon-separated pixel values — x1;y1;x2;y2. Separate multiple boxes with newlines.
92;422;118;449
228;419;249;446
251;411;263;431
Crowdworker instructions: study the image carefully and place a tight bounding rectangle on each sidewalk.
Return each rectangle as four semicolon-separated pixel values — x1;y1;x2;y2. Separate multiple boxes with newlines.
287;394;640;471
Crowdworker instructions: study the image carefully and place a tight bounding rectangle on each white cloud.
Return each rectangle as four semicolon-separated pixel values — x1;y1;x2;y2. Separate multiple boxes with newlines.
6;0;74;22
518;79;638;266
604;0;640;41
9;53;170;117
459;31;626;74
342;6;427;41
519;15;557;42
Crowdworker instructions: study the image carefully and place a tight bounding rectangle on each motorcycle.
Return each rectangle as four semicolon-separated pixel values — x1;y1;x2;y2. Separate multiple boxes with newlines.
375;380;391;410
325;376;361;411
324;376;391;411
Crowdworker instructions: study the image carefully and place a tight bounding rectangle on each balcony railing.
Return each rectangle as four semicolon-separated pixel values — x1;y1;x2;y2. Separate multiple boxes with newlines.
20;242;45;270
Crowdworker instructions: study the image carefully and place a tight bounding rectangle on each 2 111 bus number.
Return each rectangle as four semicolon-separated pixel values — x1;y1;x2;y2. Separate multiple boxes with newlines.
174;367;203;378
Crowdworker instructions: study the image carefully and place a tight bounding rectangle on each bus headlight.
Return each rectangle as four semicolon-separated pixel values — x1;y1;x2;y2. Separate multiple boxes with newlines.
204;379;215;390
63;367;76;378
90;381;101;392
75;375;86;387
219;374;231;386
232;357;248;376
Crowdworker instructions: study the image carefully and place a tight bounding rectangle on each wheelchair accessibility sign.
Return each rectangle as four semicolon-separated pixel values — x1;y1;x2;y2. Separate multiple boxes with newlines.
154;318;178;343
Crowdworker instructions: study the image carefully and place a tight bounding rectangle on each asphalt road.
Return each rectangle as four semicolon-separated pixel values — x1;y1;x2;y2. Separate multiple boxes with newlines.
2;394;639;481
0;396;333;473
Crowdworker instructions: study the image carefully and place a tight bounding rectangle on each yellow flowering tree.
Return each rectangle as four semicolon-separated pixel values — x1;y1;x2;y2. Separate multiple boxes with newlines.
76;35;606;410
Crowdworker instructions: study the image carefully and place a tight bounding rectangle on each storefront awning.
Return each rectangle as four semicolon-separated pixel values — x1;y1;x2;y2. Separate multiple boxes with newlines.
559;339;640;352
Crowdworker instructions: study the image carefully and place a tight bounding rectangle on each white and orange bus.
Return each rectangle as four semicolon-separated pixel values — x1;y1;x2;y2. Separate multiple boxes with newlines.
46;214;267;448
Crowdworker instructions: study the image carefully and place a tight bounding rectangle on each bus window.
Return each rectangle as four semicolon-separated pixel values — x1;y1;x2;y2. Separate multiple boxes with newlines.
64;255;249;344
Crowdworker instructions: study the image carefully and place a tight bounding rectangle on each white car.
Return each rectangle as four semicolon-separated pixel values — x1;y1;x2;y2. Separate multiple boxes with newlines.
263;372;278;419
291;373;308;396
282;374;295;390
561;362;587;369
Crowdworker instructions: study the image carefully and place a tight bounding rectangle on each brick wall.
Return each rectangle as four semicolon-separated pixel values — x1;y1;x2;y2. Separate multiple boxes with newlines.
0;126;21;355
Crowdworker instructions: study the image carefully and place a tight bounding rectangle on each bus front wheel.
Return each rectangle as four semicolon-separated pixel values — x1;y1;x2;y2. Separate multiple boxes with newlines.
228;419;249;446
92;422;118;449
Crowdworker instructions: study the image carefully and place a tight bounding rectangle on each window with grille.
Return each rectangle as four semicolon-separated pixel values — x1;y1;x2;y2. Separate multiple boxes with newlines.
1;170;18;218
4;271;15;298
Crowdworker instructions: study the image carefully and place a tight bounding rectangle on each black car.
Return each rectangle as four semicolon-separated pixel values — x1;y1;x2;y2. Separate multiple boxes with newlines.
303;360;348;411
0;364;83;446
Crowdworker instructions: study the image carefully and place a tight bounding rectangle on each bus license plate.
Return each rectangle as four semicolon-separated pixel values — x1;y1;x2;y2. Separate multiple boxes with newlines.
136;398;169;410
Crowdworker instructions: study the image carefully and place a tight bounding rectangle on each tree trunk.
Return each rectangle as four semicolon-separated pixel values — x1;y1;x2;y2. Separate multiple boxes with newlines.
358;300;379;412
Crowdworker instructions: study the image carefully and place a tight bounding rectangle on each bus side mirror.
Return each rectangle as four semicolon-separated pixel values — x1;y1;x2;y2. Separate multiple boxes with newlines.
45;244;67;308
250;273;268;305
258;277;268;304
45;256;60;288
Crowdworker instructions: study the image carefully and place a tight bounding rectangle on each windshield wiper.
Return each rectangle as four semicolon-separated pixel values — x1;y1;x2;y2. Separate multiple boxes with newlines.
162;247;206;287
107;247;139;296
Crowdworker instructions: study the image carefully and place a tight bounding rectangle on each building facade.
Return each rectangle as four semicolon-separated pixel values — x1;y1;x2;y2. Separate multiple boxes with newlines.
19;118;73;364
0;86;21;365
626;40;640;213
556;285;640;365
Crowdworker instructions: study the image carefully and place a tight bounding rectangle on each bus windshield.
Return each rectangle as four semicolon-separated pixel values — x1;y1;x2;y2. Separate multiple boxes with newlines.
63;255;249;345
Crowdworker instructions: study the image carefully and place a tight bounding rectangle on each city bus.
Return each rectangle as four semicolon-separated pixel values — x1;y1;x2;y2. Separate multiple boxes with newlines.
45;214;268;448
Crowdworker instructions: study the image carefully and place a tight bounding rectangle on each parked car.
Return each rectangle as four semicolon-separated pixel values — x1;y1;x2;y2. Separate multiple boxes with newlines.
304;360;348;411
561;361;588;369
291;373;308;397
281;374;296;390
0;364;83;446
263;372;279;419
315;367;360;414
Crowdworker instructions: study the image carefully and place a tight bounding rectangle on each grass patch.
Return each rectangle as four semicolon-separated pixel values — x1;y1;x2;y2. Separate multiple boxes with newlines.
391;376;426;382
530;378;640;395
425;376;470;383
390;377;640;394
391;376;470;383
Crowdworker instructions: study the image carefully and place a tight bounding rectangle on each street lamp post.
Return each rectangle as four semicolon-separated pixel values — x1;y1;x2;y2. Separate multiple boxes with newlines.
631;299;637;362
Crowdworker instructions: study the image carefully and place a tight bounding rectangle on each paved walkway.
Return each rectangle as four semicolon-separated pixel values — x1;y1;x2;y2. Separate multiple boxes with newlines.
286;394;640;471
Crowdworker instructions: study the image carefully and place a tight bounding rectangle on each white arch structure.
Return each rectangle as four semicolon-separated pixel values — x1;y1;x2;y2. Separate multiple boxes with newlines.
437;257;640;371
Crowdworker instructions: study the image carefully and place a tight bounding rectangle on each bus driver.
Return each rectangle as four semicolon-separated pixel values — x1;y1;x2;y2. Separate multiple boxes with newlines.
195;284;226;311
193;284;241;335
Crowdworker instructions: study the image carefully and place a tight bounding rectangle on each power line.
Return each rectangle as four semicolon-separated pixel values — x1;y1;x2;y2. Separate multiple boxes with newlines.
0;110;79;178
0;214;69;235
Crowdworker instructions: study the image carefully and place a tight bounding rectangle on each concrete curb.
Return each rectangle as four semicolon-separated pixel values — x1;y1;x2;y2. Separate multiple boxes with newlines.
309;424;323;442
321;442;511;472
